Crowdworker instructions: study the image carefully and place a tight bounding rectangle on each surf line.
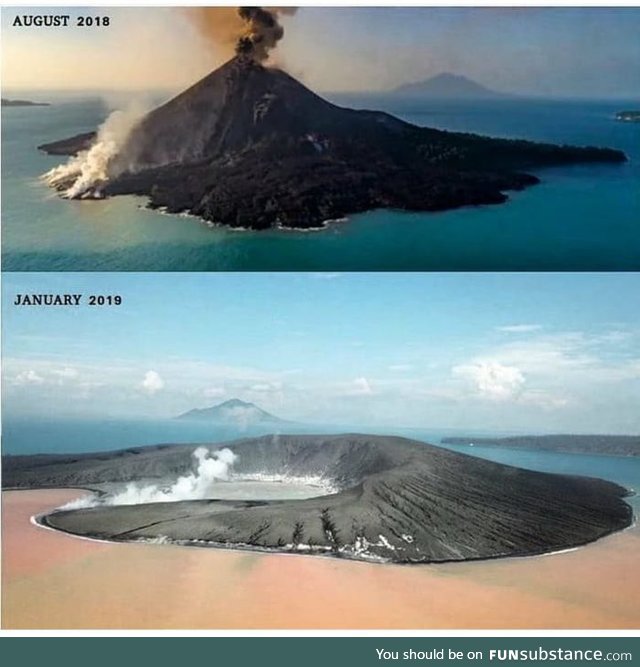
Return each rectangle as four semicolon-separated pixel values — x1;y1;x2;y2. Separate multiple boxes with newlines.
30;510;631;565
31;513;118;546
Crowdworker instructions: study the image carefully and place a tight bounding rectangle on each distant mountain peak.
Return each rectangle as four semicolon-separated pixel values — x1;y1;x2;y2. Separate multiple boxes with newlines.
176;398;288;425
216;398;256;409
430;72;479;84
393;72;508;98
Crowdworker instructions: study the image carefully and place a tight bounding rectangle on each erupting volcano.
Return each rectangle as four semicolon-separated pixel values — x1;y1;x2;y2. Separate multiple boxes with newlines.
41;54;626;230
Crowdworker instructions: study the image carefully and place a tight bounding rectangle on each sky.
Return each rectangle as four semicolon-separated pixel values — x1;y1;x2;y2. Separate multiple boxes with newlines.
1;7;639;97
2;272;639;434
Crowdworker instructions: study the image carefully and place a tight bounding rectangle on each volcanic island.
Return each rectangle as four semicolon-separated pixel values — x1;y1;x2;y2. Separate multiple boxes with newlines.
40;55;627;230
4;434;633;564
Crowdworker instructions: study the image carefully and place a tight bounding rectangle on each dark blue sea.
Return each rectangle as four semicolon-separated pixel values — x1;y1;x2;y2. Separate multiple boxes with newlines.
2;93;638;271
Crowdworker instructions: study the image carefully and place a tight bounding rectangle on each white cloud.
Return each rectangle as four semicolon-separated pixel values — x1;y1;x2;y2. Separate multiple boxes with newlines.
249;381;283;393
484;334;594;375
51;367;79;379
483;331;640;384
203;386;225;400
497;324;543;333
3;356;290;415
345;377;373;396
596;330;633;344
3;324;637;430
141;370;165;395
388;364;413;372
453;361;525;401
518;390;570;410
14;370;45;385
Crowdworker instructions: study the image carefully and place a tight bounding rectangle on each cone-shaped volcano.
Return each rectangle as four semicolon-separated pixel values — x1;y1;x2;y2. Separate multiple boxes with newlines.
120;56;364;167
41;56;627;230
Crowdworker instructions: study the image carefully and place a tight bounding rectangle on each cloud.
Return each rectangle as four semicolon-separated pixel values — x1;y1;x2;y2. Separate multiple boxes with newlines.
203;386;225;399
453;361;525;401
484;333;595;375
141;370;165;395
14;370;45;385
249;381;283;393
447;328;640;414
345;377;373;396
388;364;413;372
2;356;292;417
496;324;543;333
51;367;79;379
481;330;640;382
595;330;633;344
518;390;570;410
3;324;637;430
13;366;79;387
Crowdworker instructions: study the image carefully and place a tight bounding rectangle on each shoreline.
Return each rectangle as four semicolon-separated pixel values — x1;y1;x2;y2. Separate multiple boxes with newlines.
32;494;634;568
7;434;631;566
4;488;640;628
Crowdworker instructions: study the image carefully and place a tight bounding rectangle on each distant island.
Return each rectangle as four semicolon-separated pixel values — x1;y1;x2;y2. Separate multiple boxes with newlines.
615;110;640;123
176;398;290;425
2;97;50;107
392;72;510;98
442;434;640;457
39;131;94;155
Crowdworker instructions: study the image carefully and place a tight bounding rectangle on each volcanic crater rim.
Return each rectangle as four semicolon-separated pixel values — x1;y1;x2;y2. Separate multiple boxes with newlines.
6;433;634;565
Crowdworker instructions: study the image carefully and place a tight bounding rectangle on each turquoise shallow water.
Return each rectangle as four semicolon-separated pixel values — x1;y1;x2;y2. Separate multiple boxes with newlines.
2;94;638;271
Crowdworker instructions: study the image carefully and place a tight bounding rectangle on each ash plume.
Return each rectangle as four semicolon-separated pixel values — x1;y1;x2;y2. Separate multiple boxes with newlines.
184;7;297;63
43;102;148;199
41;8;296;198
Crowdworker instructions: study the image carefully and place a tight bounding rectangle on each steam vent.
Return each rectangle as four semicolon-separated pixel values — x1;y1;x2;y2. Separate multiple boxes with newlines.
39;56;626;230
5;435;632;563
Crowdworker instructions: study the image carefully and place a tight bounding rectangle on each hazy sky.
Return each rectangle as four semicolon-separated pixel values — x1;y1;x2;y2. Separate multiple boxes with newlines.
3;272;639;434
2;7;639;96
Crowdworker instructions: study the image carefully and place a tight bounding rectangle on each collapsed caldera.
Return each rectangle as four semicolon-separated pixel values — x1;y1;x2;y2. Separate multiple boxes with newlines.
5;434;633;564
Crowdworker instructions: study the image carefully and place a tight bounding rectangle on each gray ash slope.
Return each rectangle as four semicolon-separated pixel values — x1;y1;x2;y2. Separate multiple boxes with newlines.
40;56;626;230
6;434;632;564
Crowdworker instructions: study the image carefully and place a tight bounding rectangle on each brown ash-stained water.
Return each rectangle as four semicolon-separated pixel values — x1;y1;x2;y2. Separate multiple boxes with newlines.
3;488;639;629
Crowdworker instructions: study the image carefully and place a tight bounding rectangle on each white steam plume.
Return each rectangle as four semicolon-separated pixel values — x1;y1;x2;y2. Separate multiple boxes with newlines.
59;447;238;509
43;102;148;199
110;447;237;505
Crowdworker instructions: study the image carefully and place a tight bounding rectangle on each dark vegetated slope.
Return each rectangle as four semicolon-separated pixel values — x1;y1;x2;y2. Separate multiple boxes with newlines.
40;57;626;230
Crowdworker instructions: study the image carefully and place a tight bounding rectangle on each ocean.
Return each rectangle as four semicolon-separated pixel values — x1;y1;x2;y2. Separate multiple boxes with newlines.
2;93;638;271
4;417;638;511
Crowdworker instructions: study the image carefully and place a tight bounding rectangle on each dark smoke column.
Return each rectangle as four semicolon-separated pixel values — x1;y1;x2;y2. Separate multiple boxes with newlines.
235;7;294;62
